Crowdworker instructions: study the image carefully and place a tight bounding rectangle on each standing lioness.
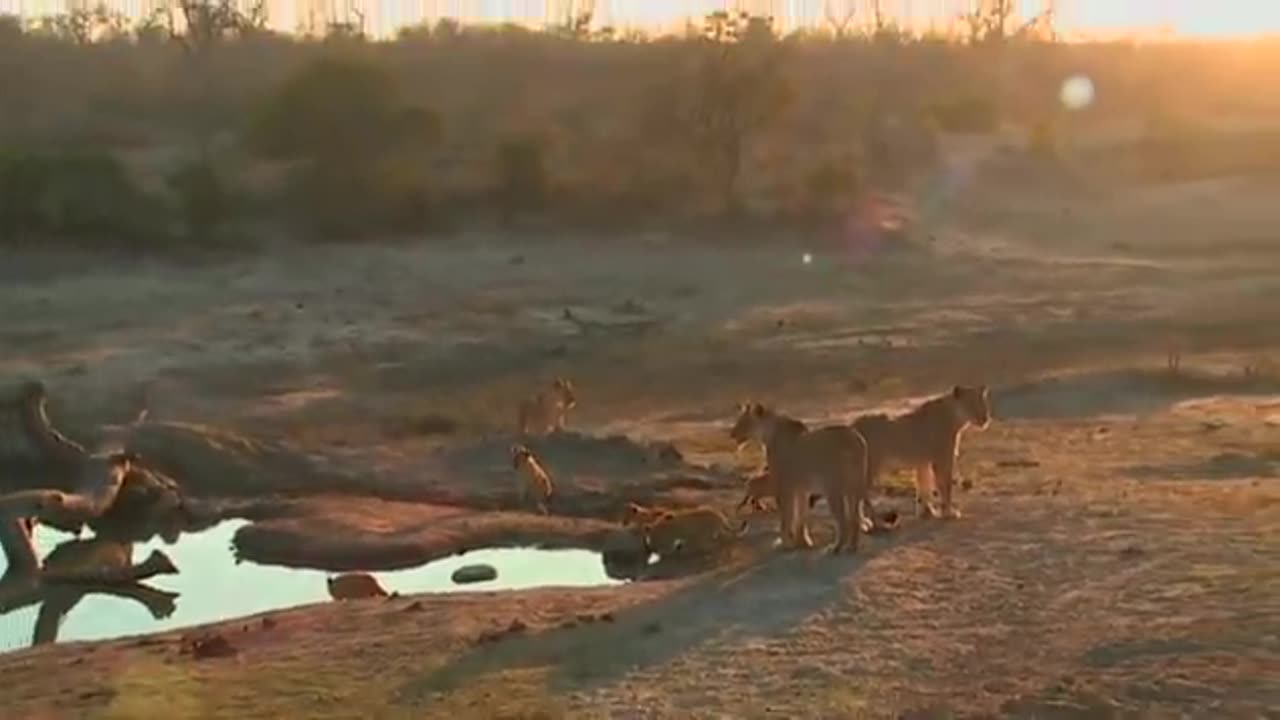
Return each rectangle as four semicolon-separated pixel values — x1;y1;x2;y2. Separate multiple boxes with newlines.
853;384;991;520
516;378;577;436
730;403;870;554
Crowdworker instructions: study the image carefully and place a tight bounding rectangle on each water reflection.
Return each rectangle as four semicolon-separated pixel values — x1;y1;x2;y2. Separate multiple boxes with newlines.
0;520;624;652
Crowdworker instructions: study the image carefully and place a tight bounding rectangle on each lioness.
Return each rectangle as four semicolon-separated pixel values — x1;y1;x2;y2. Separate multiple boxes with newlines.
510;444;554;514
730;403;869;554
327;572;389;600
516;377;577;436
620;502;673;527
641;507;747;556
853;384;991;520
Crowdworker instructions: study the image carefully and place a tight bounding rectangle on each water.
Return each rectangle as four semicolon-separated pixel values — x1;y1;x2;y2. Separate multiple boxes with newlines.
0;520;623;652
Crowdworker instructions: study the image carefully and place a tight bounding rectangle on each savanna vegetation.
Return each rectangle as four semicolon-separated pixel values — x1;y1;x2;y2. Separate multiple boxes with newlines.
2;1;1280;246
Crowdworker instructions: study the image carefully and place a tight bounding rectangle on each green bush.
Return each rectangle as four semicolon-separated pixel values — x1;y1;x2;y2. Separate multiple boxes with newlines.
168;156;233;239
0;147;160;244
247;55;441;238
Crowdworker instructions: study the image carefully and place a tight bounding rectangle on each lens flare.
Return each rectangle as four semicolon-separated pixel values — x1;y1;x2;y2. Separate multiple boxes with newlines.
1060;74;1095;111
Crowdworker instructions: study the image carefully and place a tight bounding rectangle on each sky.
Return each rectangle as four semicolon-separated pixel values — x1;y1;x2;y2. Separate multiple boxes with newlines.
4;0;1280;39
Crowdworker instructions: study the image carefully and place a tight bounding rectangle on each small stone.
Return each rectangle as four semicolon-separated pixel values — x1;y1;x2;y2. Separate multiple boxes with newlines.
186;633;237;660
451;564;498;585
507;619;527;634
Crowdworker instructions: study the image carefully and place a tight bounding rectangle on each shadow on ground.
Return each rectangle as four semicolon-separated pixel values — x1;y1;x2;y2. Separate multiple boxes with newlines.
993;368;1280;421
390;519;941;709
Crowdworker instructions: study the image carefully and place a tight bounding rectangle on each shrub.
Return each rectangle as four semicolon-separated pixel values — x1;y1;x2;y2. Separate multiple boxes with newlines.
247;55;440;238
167;156;233;239
0;147;161;245
925;95;1000;133
494;134;549;223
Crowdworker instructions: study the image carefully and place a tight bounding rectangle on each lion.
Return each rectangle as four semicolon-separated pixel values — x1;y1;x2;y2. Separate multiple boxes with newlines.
852;384;991;520
640;507;747;557
0;489;74;535
327;572;389;601
510;444;554;514
516;377;577;436
729;402;870;554
737;468;821;514
620;502;673;527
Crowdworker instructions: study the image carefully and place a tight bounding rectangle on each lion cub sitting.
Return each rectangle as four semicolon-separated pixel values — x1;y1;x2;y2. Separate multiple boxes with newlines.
327;572;389;600
640;506;747;557
510;444;555;514
516;377;577;436
853;384;991;520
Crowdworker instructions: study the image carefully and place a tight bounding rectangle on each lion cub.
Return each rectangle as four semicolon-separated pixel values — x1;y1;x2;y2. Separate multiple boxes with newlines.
327;572;389;600
620;502;674;527
852;384;991;520
640;506;747;557
737;468;820;514
510;444;554;514
516;377;577;436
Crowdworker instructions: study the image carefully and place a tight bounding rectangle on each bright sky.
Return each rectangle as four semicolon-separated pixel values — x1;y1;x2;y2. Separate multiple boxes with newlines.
4;0;1280;39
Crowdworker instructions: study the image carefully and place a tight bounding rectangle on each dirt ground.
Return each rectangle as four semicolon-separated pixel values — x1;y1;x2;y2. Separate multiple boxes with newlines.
0;159;1278;718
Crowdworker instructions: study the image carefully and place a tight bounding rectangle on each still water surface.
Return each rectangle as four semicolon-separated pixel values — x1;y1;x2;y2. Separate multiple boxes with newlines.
0;520;621;651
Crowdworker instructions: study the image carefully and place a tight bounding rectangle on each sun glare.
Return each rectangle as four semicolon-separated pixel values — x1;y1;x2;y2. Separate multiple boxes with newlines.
1059;74;1096;111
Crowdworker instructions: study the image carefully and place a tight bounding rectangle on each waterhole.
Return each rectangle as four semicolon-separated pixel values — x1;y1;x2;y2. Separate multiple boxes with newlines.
0;520;625;652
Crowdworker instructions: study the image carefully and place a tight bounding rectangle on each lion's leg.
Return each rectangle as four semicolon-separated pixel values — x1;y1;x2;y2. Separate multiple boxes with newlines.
776;486;797;550
935;452;961;519
793;484;815;549
859;450;884;532
826;481;850;555
915;463;939;518
846;490;863;553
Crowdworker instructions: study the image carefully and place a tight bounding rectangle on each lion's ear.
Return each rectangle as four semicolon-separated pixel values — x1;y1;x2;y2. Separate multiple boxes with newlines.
750;402;765;416
952;385;964;398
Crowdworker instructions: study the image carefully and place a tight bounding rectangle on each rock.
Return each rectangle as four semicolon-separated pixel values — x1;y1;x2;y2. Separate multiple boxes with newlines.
451;564;497;585
600;528;646;555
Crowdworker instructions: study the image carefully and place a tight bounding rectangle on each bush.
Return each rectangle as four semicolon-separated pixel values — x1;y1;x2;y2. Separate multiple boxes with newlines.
495;134;549;223
167;156;233;239
247;55;441;238
800;157;862;217
925;95;1000;133
0;147;160;244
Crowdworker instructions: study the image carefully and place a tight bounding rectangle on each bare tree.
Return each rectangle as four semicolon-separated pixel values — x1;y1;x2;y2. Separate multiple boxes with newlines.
822;0;856;39
682;12;791;215
962;0;1055;46
154;0;267;55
